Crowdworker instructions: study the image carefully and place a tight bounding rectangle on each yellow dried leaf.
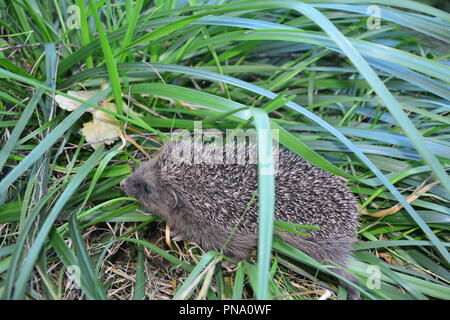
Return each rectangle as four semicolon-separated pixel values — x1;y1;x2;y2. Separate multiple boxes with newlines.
55;91;121;149
81;103;121;149
54;90;98;111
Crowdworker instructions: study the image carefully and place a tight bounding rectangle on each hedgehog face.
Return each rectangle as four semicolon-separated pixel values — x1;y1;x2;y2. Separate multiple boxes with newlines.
120;159;166;217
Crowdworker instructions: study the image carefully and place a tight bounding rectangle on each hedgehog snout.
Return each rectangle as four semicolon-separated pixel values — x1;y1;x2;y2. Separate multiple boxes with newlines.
119;178;127;189
120;176;138;198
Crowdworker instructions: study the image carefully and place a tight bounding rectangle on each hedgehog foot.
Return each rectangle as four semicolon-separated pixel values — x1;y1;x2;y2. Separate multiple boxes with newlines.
170;227;184;242
221;260;238;271
335;269;361;300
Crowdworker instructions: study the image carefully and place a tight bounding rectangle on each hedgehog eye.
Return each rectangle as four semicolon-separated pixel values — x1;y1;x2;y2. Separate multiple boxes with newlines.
137;182;151;193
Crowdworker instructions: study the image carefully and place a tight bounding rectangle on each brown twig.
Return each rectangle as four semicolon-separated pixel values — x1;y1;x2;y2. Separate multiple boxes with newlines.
0;43;43;51
362;180;441;217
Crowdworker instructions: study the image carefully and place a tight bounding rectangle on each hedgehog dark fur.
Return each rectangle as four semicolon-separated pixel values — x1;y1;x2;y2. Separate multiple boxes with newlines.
121;139;361;299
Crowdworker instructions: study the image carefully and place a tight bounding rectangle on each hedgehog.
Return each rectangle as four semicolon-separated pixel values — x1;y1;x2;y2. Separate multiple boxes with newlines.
120;138;361;299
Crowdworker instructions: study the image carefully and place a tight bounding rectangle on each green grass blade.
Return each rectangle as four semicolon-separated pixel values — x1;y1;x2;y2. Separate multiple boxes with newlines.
118;0;144;63
0;88;45;173
76;0;94;69
68;212;107;299
173;251;220;300
132;245;146;300
231;262;246;299
89;0;123;116
249;107;275;300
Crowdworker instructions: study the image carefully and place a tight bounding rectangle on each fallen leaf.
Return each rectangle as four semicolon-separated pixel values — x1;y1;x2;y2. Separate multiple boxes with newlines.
54;90;98;112
379;252;398;265
80;102;121;149
55;90;121;149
